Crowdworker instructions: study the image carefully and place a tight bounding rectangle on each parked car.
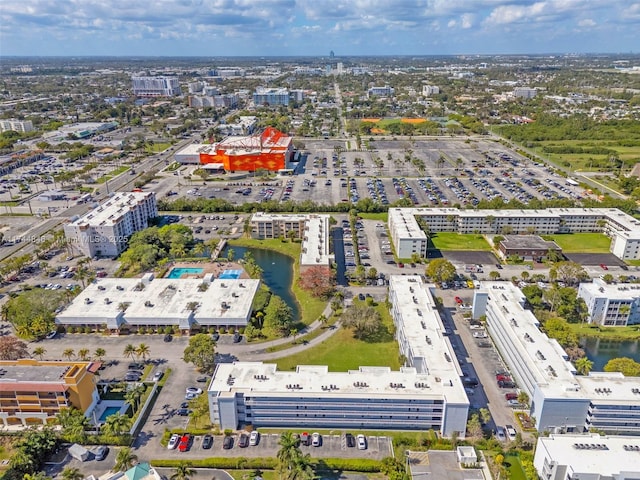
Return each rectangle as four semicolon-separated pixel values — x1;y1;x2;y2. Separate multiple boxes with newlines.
223;435;233;449
184;392;197;400
128;363;143;370
152;371;164;382
496;426;506;441
167;434;180;450
94;445;109;461
357;434;367;450
454;296;463;304
345;433;355;448
238;433;249;448
163;334;173;342
300;432;310;446
176;408;191;416
249;430;260;446
196;376;208;383
505;392;518;401
233;332;242;343
505;424;517;440
45;330;58;339
202;434;213;449
178;434;192;452
185;387;203;395
311;432;322;447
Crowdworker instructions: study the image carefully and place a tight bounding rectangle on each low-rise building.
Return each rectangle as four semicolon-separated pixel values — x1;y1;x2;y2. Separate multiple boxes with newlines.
63;191;157;258
422;85;440;96
0;119;34;133
388;207;640;261
368;85;394;97
0;359;100;427
56;273;260;332
533;434;640;480
578;278;640;326
498;235;562;261
473;282;640;435
514;87;537;99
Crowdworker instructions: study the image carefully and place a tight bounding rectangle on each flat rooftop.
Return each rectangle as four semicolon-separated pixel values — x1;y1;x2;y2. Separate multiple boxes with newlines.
211;362;467;402
389;275;468;404
68;191;154;227
300;215;332;267
500;235;560;250
537;434;640;475
58;276;260;324
0;365;70;383
580;278;640;300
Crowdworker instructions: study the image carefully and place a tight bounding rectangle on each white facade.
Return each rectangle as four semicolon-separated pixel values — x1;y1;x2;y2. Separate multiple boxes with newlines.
388;207;640;261
250;213;333;270
534;434;640;480
63;192;157;257
56;274;260;330
174;144;206;164
253;87;289;106
475;282;640;435
422;85;440;96
578;278;640;326
0;119;34;133
132;76;181;97
217;116;258;136
514;87;537;99
368;85;394;97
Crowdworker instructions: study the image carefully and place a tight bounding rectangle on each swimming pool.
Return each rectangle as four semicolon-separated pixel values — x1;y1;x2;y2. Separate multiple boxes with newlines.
219;269;242;279
99;406;121;422
167;267;204;279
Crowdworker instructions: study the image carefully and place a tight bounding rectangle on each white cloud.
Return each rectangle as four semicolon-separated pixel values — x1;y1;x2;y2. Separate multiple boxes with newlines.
577;18;596;27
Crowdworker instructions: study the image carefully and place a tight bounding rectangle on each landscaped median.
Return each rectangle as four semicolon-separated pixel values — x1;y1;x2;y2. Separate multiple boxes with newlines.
150;457;382;473
227;238;327;327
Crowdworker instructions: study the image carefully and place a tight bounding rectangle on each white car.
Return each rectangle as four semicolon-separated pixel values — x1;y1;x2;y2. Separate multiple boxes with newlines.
357;434;367;450
249;430;260;446
185;387;202;395
311;432;322;447
505;424;517;440
496;426;506;441
167;434;180;450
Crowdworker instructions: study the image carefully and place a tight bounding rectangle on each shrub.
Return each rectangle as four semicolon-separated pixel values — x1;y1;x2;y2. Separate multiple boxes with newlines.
152;458;278;470
219;327;227;334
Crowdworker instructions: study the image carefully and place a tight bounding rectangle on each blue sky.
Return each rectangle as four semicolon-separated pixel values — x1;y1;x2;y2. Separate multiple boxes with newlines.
1;0;638;56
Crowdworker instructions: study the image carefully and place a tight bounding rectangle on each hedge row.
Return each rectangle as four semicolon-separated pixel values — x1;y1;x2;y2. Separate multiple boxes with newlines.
150;457;382;472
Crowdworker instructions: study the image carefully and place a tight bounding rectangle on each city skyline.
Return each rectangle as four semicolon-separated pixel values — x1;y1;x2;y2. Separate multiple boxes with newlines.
1;0;638;57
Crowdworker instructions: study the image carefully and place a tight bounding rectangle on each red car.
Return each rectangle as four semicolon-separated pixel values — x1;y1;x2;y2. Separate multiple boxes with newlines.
178;434;191;452
496;374;511;382
454;296;463;305
600;264;608;270
505;393;518;401
397;262;404;268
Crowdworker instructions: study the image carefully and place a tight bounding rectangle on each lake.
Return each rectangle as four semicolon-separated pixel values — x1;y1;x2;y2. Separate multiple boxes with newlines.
582;337;640;371
221;245;300;320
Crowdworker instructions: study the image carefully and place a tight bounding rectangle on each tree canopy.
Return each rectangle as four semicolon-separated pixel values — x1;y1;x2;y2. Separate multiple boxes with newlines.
263;295;294;337
1;289;69;340
183;333;216;373
604;357;640;377
425;258;456;284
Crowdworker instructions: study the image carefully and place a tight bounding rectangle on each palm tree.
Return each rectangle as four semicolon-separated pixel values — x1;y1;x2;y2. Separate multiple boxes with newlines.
136;343;151;362
171;462;196;480
94;347;106;361
575;357;594;376
61;467;84;480
62;348;75;361
277;431;302;478
102;412;132;436
124;388;142;411
113;447;138;472
77;348;90;361
33;346;46;360
123;344;137;361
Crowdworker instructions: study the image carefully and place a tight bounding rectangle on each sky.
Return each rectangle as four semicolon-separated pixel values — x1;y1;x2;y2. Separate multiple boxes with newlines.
1;0;639;57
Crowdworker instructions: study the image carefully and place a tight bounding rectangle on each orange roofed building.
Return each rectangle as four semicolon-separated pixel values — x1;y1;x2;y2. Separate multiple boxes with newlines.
200;127;293;172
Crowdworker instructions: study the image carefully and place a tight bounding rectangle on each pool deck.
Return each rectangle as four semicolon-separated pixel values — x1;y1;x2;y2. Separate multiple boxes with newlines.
167;261;250;280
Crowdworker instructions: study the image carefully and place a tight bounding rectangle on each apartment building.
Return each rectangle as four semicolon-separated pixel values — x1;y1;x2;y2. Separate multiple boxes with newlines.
63;191;158;257
250;212;333;271
56;273;260;331
368;85;394;97
514;87;538;99
473;282;640;435
0;119;34;133
534;434;640;480
0;359;99;427
422;85;440;96
578;278;640;326
388;207;640;261
253;87;290;106
131;76;181;97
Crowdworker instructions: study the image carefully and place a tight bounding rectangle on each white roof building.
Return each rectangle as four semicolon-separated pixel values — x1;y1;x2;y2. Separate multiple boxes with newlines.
578;278;640;326
388;207;640;260
474;281;640;435
534;434;640;480
56;274;260;331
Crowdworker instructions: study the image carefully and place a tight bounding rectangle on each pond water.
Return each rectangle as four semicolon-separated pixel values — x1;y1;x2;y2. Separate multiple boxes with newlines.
221;245;300;320
582;337;640;371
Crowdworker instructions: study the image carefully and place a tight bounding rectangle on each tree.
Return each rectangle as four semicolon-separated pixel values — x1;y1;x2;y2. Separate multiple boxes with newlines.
549;261;588;286
136;343;151;362
102;413;131;437
341;303;382;340
489;271;501;281
62;467;84;480
479;408;492;426
62;348;75;361
94;348;106;361
77;348;90;361
1;289;65;339
183;333;216;373
124;386;144;411
32;346;47;361
263;295;294;337
425;258;456;284
123;344;137;361
113;447;138;472
0;336;29;360
226;248;235;262
171;463;197;480
57;407;90;442
604;357;640;376
277;431;309;480
466;413;483;439
575;357;594;376
517;391;530;406
299;266;335;298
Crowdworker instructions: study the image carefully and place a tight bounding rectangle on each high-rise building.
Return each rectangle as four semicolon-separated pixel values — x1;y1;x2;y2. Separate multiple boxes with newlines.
131;76;181;97
253;87;290;106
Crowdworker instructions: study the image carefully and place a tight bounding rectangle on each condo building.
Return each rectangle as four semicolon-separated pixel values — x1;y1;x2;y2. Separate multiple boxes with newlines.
207;275;469;437
473;282;640;435
0;359;100;427
131;76;181;97
578;278;640;326
63;191;158;258
253;87;290;106
388;207;640;260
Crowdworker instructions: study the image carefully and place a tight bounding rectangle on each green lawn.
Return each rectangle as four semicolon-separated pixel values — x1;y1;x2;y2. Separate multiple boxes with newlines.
429;233;490;251
541;233;611;253
145;142;172;153
358;212;388;222
96;165;130;184
274;302;400;372
569;323;640;340
228;238;326;327
504;454;527;480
